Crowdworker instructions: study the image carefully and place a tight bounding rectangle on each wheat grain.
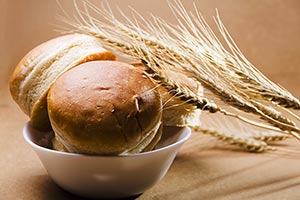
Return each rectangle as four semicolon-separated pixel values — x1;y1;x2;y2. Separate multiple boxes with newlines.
252;131;288;142
198;114;287;151
139;59;298;136
135;29;300;137
213;12;300;110
165;1;300;110
250;101;296;130
192;126;272;153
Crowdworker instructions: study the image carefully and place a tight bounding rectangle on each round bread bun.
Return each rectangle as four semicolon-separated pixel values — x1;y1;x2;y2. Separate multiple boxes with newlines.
47;61;162;155
9;34;116;130
131;62;203;127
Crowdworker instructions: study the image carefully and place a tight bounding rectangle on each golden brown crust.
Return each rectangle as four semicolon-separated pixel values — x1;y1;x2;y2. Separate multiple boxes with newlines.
30;51;116;131
9;34;116;130
131;61;202;127
10;34;87;110
47;61;162;155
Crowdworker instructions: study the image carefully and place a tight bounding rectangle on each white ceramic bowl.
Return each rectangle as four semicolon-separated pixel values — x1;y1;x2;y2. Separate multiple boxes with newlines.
23;122;191;199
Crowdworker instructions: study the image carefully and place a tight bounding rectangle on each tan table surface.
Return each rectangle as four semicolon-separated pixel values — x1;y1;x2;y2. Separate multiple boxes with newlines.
2;83;300;200
1;0;300;199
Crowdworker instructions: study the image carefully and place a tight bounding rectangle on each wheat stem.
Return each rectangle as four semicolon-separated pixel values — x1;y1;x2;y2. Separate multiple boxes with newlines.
192;126;273;152
140;60;297;136
278;105;300;122
213;11;300;109
63;0;300;140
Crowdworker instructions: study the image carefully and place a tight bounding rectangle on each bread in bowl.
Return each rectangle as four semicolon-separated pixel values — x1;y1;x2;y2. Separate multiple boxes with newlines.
9;33;201;155
47;61;163;155
9;34;116;130
131;62;203;127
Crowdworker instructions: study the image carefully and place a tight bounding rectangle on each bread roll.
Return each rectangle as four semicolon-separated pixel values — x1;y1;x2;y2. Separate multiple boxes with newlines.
9;33;200;155
47;61;162;155
131;62;203;127
9;34;116;130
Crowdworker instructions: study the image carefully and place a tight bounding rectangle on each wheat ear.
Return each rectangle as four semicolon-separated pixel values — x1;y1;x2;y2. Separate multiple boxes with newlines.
166;1;300;110
213;12;300;110
192;126;271;153
197;113;288;152
62;0;300;140
251;131;289;142
156;1;300;128
139;59;298;136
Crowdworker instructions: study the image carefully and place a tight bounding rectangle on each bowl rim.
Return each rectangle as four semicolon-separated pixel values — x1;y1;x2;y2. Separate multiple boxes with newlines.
23;122;191;158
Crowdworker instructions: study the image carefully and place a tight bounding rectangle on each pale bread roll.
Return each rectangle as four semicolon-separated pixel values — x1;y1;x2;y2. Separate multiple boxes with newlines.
9;34;116;130
47;61;162;155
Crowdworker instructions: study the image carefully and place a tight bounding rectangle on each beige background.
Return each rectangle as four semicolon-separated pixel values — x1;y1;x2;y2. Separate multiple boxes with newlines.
1;0;300;95
1;0;300;199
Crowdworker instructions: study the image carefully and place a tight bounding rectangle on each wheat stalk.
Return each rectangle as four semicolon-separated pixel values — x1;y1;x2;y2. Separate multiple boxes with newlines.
135;59;296;154
148;44;300;134
213;13;300;110
197;113;289;152
166;1;300;110
138;59;297;138
60;1;300;142
192;126;271;153
252;131;288;142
